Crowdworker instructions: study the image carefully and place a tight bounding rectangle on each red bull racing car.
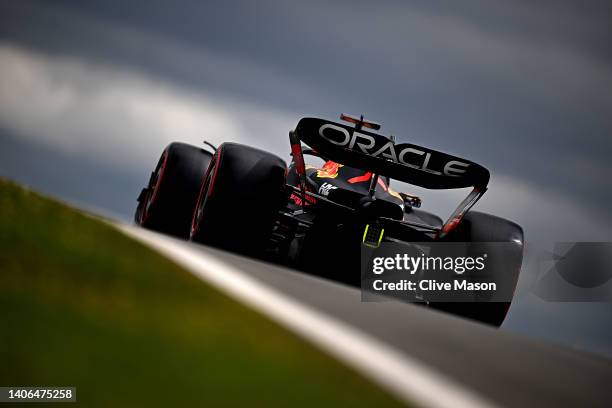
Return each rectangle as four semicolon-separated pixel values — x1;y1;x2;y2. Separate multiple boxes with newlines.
135;114;524;326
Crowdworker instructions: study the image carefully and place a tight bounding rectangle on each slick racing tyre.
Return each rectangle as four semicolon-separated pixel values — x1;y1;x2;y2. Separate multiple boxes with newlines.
434;211;524;327
136;142;212;238
190;142;287;257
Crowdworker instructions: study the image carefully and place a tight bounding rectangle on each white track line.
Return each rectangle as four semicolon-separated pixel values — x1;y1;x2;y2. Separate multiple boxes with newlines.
119;224;499;408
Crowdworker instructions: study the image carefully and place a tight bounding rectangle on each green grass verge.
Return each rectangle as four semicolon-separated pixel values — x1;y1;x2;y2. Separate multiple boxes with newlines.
0;178;403;407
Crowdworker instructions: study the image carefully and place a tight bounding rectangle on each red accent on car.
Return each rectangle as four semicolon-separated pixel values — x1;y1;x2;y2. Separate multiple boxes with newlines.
143;150;169;224
290;190;317;206
442;217;461;234
207;147;222;198
191;147;223;237
377;177;388;191
347;172;372;184
291;143;306;176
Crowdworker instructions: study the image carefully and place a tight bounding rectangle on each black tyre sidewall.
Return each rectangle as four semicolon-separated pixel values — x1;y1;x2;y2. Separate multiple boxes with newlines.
142;142;212;237
191;142;287;256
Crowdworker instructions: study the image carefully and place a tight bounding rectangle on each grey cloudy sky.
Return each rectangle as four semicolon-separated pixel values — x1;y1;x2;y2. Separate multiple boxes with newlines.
0;0;611;355
1;0;610;239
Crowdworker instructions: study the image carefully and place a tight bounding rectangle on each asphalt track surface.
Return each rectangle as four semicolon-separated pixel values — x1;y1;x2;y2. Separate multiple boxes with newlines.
123;225;612;408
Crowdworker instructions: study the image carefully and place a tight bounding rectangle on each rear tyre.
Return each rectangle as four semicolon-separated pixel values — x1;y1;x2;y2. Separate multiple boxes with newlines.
190;142;287;257
434;211;524;327
136;143;212;238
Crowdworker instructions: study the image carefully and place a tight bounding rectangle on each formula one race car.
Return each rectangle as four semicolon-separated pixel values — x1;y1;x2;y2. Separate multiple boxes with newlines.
135;114;524;326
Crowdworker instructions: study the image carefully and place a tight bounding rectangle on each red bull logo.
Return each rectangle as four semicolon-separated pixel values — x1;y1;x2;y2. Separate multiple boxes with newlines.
316;161;344;179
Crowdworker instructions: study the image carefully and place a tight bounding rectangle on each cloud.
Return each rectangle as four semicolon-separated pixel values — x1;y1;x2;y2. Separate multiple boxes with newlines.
0;43;296;172
396;173;612;242
2;0;611;219
478;175;612;241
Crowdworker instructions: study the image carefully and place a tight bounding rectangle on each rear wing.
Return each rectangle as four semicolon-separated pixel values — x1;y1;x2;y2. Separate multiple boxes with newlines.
294;117;489;190
291;116;491;237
